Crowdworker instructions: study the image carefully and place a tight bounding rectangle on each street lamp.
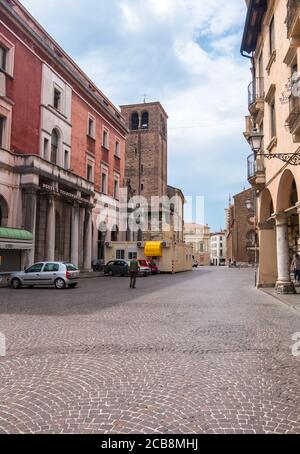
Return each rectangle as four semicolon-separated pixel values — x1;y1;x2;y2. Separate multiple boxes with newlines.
248;127;264;154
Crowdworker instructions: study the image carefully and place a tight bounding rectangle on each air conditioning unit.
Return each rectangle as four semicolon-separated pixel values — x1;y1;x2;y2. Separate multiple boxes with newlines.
105;242;113;248
162;241;171;249
137;242;145;248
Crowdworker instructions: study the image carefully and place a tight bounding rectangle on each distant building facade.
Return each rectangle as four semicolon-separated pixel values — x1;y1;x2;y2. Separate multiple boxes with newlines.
0;0;127;273
210;232;227;266
226;188;257;266
184;224;211;266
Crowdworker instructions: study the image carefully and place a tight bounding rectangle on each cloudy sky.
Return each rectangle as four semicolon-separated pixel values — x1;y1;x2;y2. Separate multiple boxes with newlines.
22;0;251;232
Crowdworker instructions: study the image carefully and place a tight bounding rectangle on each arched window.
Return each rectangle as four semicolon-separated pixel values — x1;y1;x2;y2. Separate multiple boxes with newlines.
0;196;8;227
141;112;149;129
51;129;59;165
131;113;139;130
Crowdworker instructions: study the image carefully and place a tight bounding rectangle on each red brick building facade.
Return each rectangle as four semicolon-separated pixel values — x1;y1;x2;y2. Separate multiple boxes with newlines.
226;188;257;266
0;0;127;272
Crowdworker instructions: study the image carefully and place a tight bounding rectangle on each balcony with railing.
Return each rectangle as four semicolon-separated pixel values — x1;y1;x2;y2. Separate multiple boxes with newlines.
287;0;300;39
286;92;300;137
247;154;266;189
248;77;264;116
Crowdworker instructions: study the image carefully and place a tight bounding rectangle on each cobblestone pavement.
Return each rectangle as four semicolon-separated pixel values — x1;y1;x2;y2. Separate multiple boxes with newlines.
0;267;300;434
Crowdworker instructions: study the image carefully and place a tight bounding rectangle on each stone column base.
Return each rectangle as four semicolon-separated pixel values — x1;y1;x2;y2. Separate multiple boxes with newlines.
275;281;296;295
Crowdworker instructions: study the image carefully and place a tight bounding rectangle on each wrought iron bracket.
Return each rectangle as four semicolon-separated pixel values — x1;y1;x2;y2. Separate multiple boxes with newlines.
257;153;300;165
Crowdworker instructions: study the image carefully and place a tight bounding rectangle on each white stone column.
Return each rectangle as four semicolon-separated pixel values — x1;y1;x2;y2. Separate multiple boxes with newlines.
275;213;295;294
45;196;56;261
83;207;93;271
71;203;79;267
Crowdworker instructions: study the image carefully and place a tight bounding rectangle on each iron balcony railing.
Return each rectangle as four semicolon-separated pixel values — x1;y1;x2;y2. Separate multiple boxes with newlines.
287;0;300;36
247;154;265;181
288;95;300;132
248;77;264;108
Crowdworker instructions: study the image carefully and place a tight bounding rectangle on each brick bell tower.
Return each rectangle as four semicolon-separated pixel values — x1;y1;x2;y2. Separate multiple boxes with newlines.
120;102;168;201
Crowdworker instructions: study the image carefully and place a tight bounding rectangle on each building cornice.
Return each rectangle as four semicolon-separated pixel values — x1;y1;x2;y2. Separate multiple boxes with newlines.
240;0;268;55
0;0;128;135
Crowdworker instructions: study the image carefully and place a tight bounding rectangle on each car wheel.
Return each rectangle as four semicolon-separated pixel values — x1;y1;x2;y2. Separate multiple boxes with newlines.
11;278;22;289
55;278;66;290
108;270;114;277
68;283;78;289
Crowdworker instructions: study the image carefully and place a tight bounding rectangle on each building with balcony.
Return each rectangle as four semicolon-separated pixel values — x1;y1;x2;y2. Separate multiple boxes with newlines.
241;0;300;293
184;223;211;266
0;0;127;273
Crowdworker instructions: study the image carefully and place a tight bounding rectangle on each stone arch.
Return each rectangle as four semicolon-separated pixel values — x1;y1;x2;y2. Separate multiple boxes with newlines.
0;195;9;227
276;169;298;212
260;188;274;223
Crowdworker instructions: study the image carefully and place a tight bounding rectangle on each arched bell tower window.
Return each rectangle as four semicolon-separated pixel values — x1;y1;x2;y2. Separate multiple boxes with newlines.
131;113;139;130
141;112;149;129
51;129;59;165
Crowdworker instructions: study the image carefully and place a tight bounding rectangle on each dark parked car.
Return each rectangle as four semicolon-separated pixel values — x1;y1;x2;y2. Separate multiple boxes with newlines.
104;260;129;277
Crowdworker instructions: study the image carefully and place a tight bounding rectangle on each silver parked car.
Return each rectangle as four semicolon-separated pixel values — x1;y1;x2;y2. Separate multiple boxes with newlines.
9;262;80;290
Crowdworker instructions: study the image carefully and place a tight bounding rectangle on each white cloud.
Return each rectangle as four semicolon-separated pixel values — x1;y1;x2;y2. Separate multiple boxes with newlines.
21;0;249;230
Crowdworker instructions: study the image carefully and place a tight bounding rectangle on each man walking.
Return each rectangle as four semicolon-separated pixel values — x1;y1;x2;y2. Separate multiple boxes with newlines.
129;259;139;289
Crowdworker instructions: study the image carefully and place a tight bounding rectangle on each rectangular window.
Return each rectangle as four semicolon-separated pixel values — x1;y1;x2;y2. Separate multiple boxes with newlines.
114;179;119;200
43;138;49;159
103;129;109;149
64;150;69;169
270;100;277;138
115;140;120;157
128;252;137;260
53;88;62;111
116;250;125;260
87;164;93;182
269;16;275;56
102;172;107;194
0;116;5;148
141;183;144;191
141;164;144;175
0;45;7;72
88;115;95;138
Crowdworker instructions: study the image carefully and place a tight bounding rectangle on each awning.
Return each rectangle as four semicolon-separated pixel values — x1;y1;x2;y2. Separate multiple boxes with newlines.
0;228;33;250
144;241;163;257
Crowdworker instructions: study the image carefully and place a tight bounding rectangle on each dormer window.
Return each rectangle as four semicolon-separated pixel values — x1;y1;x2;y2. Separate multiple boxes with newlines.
141;112;149;129
131;112;139;130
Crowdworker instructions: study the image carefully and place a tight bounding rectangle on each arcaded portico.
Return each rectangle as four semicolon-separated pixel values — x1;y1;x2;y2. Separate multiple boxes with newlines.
241;0;300;293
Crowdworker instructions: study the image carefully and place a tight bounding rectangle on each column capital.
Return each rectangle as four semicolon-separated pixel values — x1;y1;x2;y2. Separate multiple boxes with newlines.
22;184;40;195
258;221;275;231
274;212;288;226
